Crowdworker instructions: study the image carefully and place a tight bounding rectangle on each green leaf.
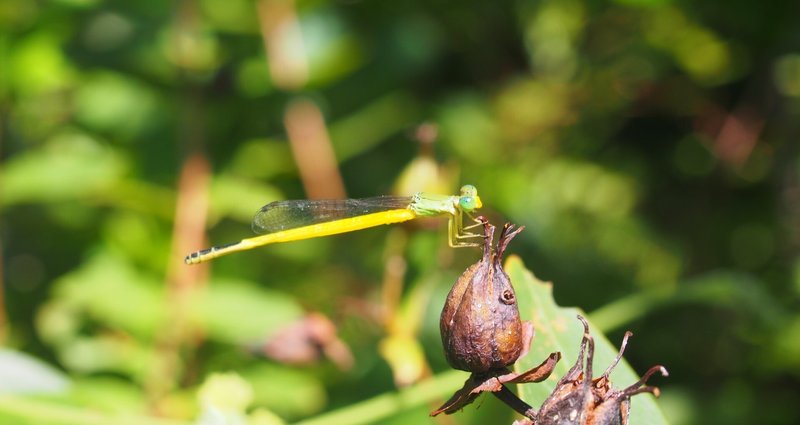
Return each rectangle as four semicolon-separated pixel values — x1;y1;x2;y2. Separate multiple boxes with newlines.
73;71;160;137
241;364;326;420
507;256;669;424
209;174;284;225
196;373;253;425
8;31;76;95
190;279;303;344
70;376;148;414
48;252;166;339
1;131;127;206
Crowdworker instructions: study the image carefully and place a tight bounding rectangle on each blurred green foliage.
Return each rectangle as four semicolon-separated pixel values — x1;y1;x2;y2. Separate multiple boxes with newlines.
2;0;800;424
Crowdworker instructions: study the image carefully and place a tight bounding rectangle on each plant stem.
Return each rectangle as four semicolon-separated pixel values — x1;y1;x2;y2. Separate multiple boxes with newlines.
0;396;188;425
588;292;661;332
291;369;468;425
492;385;536;419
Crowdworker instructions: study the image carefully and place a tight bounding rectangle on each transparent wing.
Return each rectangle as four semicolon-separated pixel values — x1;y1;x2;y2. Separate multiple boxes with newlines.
252;196;415;234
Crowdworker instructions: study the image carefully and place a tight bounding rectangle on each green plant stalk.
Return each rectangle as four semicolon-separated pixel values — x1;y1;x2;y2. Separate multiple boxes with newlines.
588;291;663;332
0;370;468;425
0;395;188;425
291;369;468;425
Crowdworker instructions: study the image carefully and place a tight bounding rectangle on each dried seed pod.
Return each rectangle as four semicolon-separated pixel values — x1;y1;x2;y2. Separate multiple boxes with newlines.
432;218;560;417
527;315;668;425
439;219;526;373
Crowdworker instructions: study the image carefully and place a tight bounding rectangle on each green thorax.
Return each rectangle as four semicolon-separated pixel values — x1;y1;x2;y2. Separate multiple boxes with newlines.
408;192;458;217
408;185;482;217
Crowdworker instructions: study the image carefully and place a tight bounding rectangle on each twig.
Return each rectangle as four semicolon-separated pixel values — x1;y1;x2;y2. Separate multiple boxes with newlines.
492;385;536;420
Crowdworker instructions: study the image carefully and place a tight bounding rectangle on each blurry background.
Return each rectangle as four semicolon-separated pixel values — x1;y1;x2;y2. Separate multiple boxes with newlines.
2;0;800;424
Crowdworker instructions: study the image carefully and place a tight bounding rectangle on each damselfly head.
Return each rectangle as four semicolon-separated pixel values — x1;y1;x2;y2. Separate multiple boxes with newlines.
458;185;482;211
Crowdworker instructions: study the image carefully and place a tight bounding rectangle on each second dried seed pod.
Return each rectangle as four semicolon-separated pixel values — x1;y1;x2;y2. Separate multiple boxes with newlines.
517;315;668;425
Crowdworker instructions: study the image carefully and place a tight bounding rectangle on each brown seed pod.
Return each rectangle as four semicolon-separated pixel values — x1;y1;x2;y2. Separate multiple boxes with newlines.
519;315;668;425
439;218;526;373
432;218;561;418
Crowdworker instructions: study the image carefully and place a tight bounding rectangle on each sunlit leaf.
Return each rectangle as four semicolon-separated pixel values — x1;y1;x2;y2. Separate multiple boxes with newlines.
242;364;326;420
49;252;166;339
301;10;363;86
74;72;160;138
70;376;148;414
190;279;303;344
0;349;70;394
8;31;76;95
328;93;421;162
200;0;259;34
1;132;127;206
196;373;252;425
209;174;284;225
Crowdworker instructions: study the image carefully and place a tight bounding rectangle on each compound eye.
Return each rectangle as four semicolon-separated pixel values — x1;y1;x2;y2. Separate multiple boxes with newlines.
459;196;477;211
